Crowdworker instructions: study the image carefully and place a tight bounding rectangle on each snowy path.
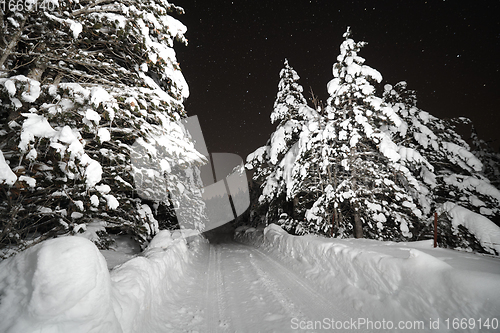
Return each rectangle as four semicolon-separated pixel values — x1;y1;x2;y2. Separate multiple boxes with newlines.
184;240;367;333
154;225;500;333
3;228;499;333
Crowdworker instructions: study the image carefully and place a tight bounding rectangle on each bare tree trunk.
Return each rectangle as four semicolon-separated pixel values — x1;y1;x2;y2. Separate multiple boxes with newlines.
0;17;27;70
353;210;363;238
331;212;335;237
350;157;363;238
293;195;299;220
0;11;5;49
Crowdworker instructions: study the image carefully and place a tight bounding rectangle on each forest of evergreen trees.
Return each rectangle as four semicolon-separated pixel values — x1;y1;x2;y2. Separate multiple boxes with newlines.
1;2;499;257
245;28;500;254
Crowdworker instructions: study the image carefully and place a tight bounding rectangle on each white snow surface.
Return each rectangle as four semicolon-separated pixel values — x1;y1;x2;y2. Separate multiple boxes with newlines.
97;127;111;142
1;223;500;332
0;75;41;103
236;224;500;331
3;79;16;96
18;114;57;152
245;145;268;168
0;236;119;333
18;113;104;189
0;230;205;333
0;150;17;185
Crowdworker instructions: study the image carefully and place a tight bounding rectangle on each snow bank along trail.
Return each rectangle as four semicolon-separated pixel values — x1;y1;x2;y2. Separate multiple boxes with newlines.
1;224;499;332
236;224;500;333
0;230;204;333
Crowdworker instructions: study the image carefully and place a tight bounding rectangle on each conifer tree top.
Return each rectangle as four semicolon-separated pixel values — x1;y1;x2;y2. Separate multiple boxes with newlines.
270;59;307;125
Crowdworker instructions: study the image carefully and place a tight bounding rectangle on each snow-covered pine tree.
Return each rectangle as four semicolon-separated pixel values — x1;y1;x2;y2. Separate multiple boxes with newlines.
246;59;315;226
291;28;424;240
270;59;308;127
279;105;334;235
0;0;206;255
384;82;500;251
469;124;500;191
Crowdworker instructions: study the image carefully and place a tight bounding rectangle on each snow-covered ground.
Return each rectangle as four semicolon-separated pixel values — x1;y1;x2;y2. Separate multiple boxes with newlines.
0;229;206;333
1;224;499;332
236;224;500;332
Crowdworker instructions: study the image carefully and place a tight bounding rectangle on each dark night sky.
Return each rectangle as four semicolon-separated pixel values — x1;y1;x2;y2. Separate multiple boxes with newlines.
174;0;500;159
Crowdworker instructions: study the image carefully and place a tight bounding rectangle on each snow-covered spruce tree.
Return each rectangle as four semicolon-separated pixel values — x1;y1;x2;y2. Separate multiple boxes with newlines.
288;28;424;240
469;124;500;191
246;59;316;227
383;82;500;252
277;106;334;235
0;0;206;254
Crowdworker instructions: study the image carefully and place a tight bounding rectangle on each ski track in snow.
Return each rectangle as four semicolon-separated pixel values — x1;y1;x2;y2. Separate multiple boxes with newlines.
197;241;371;333
250;246;355;322
206;245;230;332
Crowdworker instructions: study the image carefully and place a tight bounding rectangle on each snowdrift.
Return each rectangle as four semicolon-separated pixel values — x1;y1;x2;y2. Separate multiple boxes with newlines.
0;230;204;333
236;224;500;330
